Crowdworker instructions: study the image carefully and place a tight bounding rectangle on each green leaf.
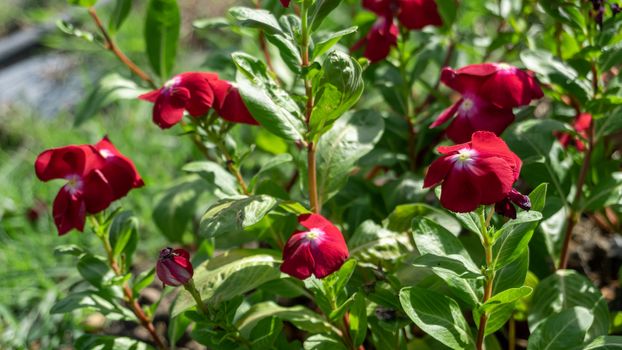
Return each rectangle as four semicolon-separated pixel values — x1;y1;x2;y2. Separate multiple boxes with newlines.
310;51;364;138
236;301;335;336
249;154;293;191
492;184;546;270
384;203;461;235
528;307;594;350
493;250;529;294
144;0;180;79
132;268;155;294
583;336;622;349
51;290;120;315
168;312;191;345
412;217;479;274
304;334;348;350
229;7;283;35
322;259;357;297
250;316;282;349
316;110;384;203
399;287;476;349
54;244;85;256
108;0;132;33
109;211;139;259
153;175;212;243
529;270;609;340
312;27;358;59
436;0;458;28
348;220;411;268
75;73;149;126
412;254;482;279
455;211;483;235
173;250;283;316
183;161;239;197
309;0;344;30
199;195;278;238
67;0;96;6
480;287;532;314
520;50;592;104
350;292;368;347
75;335;150;350
77;254;109;287
234;53;305;142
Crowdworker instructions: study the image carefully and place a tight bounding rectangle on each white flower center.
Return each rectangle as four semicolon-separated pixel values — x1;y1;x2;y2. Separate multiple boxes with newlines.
65;174;83;195
164;76;181;89
460;98;475;112
99;149;113;159
305;228;324;241
452;148;477;169
496;63;512;71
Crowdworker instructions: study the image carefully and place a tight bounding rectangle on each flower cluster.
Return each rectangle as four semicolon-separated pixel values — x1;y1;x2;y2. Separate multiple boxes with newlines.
281;214;349;280
431;63;543;143
35;137;143;235
352;0;442;62
139;72;258;129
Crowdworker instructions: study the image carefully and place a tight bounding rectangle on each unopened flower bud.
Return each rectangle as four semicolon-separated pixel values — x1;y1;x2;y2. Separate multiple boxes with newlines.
156;247;193;287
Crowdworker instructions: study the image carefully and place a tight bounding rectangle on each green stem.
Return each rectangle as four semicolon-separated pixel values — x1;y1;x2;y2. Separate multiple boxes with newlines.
476;207;496;350
184;279;210;316
300;2;319;213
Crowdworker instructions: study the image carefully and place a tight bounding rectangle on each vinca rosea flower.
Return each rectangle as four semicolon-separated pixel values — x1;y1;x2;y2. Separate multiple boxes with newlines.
281;214;349;280
431;63;543;143
363;0;443;30
156;247;194;287
423;131;522;213
35;138;143;235
557;113;592;152
354;0;441;62
139;72;257;129
351;16;398;63
280;0;290;6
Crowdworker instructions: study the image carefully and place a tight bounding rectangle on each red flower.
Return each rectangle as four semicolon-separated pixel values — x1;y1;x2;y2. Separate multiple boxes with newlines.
35;145;112;234
363;0;442;29
431;94;515;144
495;188;531;219
138;72;257;129
557;113;592;152
351;16;398;63
423;131;522;213
35;138;143;235
280;0;290;6
281;214;349;280
156;247;193;286
440;63;543;109
431;63;543;143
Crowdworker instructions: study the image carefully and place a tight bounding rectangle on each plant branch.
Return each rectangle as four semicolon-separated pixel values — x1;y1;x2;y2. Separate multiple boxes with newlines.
91;216;168;350
184;280;210;316
300;3;320;213
87;7;157;89
476;207;496;350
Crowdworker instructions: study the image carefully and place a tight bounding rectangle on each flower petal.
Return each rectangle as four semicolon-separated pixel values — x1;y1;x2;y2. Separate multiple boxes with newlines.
281;231;315;280
423;155;454;188
397;0;443;30
470;156;515;204
430;99;463;128
35;145;103;181
215;87;259;125
82;169;114;213
440;168;482;212
138;89;161;103
471;131;522;180
53;187;87;235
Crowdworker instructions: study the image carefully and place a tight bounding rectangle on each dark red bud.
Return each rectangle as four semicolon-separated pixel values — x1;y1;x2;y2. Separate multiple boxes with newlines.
156;247;193;286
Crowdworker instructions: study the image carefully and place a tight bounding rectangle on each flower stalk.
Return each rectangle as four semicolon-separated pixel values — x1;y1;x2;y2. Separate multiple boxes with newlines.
184;279;210;316
476;206;496;350
300;2;320;213
91;216;168;350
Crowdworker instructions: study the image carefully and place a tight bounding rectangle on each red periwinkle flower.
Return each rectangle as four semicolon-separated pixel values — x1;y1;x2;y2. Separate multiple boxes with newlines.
281;214;349;280
280;0;290;6
557;113;592;152
423;131;522;213
351;16;398;63
440;63;543;109
363;0;443;29
35;145;112;234
35;138;143;235
156;247;194;287
138;72;257;129
431;63;543;143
